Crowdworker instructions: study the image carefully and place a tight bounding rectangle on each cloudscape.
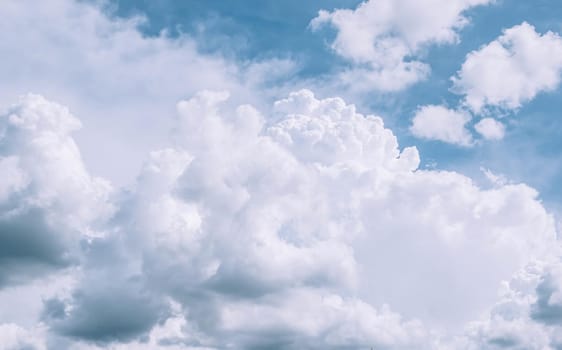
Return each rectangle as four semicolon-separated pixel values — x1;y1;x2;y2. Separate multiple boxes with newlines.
1;0;562;349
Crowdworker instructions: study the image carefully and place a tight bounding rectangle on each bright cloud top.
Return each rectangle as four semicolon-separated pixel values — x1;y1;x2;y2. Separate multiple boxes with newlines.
311;0;492;91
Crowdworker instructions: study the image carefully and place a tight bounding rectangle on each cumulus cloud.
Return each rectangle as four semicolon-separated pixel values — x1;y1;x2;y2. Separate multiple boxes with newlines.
0;0;295;186
0;95;113;287
409;105;508;145
357;170;558;328
3;90;421;348
462;259;562;349
452;22;562;113
414;22;561;144
311;0;492;91
0;90;549;349
3;0;561;349
474;118;505;140
410;105;473;146
531;263;562;326
111;89;426;348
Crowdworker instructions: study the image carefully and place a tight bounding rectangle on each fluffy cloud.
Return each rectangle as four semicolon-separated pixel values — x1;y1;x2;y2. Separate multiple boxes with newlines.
410;105;473;146
108;90;426;348
462;259;562;349
0;90;550;349
358;170;558;329
414;22;562;144
2;1;561;349
14;90;425;348
311;0;492;91
0;0;293;186
0;94;113;287
452;22;562;113
474;118;505;140
410;109;507;145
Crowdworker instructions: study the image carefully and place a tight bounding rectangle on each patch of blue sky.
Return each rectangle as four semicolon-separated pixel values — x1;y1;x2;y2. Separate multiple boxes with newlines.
106;0;361;76
387;1;562;205
105;0;562;210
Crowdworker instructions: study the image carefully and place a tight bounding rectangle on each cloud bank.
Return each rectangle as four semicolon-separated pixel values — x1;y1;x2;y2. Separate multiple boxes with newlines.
2;1;562;349
1;89;560;349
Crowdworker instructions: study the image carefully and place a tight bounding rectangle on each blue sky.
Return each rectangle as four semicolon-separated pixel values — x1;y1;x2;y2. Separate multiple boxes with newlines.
2;0;562;349
107;0;562;209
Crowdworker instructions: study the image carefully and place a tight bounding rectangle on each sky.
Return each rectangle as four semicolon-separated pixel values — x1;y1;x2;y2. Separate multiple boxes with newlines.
1;0;562;349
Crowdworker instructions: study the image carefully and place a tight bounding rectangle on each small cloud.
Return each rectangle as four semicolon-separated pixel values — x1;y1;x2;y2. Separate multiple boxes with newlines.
410;105;473;146
480;167;508;186
452;22;562;113
474;118;505;140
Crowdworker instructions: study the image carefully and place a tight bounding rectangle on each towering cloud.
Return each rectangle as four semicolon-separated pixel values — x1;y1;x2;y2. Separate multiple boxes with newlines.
0;90;557;349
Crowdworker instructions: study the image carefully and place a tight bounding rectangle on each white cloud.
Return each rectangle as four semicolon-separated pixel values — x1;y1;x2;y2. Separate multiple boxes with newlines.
452;22;562;113
357;170;558;328
461;259;562;349
18;90;552;349
0;94;113;286
216;289;430;349
0;89;557;348
481;167;508;186
270;89;420;171
475;118;505;140
0;0;293;186
24;90;428;349
0;2;560;346
0;323;46;350
410;105;473;146
311;0;492;91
